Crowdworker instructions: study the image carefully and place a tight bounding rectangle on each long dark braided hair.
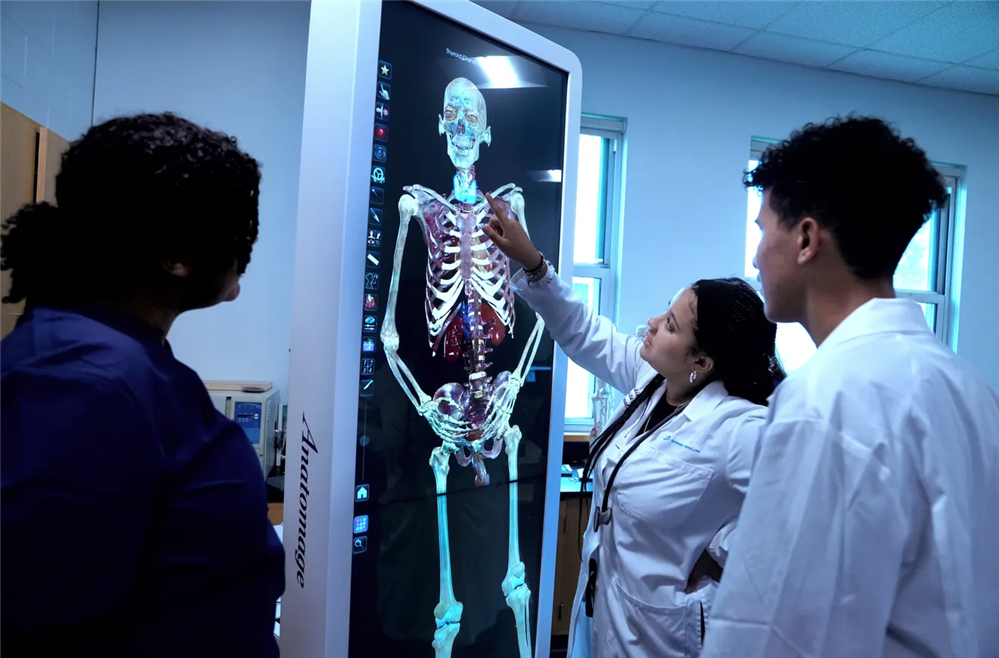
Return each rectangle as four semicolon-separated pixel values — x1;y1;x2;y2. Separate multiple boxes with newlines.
580;277;784;498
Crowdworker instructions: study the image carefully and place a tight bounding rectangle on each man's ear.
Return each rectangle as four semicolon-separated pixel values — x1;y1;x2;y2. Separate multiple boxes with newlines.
796;217;822;265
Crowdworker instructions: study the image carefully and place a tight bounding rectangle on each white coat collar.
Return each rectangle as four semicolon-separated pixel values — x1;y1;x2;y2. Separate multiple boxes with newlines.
682;379;729;422
818;297;931;356
621;366;728;424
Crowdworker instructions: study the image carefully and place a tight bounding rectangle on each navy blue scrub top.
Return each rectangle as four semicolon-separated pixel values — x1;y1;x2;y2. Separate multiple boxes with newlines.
1;305;285;657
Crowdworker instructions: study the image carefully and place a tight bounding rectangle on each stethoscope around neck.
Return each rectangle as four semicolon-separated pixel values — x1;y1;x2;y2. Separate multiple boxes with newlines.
583;399;688;616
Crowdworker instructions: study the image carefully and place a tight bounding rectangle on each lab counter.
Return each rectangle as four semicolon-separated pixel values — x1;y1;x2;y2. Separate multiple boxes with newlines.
552;473;593;636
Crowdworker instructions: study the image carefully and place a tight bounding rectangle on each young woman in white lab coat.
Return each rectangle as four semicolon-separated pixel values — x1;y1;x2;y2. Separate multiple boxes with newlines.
484;195;785;658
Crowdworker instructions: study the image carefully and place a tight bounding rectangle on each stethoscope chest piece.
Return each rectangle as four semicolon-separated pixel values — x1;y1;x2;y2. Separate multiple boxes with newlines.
594;505;613;529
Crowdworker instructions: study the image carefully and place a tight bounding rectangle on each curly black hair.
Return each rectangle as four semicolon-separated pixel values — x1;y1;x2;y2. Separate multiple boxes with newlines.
690;277;785;406
745;116;948;280
1;112;261;305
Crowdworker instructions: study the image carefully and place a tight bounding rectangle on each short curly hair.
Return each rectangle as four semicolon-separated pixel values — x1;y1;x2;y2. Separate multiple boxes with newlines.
1;112;261;304
745;116;948;280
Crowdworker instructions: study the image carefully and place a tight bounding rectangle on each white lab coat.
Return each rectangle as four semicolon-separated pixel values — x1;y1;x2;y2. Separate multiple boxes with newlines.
702;298;999;658
512;268;768;658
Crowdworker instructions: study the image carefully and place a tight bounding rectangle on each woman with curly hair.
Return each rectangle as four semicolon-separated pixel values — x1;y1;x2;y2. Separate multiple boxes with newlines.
1;113;283;657
483;194;785;658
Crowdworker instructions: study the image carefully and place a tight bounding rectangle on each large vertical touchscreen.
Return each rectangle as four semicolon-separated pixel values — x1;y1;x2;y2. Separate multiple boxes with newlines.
349;2;568;658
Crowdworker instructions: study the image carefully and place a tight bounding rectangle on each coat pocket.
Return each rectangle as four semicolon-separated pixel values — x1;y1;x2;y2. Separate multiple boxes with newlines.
602;575;700;658
614;453;713;529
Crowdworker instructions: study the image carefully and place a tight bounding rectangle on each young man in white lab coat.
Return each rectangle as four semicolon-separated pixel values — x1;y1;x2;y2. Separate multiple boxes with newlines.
702;116;999;658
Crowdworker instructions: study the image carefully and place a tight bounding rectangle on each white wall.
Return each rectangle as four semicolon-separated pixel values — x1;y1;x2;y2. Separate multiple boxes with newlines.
1;0;98;140
83;5;999;394
93;0;311;395
530;25;999;391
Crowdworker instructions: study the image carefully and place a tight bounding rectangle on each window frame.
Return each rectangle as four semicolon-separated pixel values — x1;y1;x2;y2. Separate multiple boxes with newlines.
895;167;960;344
564;115;626;432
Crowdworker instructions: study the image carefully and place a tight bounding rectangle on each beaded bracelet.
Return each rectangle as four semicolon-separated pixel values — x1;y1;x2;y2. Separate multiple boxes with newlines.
525;257;550;283
524;252;545;275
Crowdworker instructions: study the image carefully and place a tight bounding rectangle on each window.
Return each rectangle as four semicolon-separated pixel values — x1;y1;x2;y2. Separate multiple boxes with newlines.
744;139;962;372
565;116;625;430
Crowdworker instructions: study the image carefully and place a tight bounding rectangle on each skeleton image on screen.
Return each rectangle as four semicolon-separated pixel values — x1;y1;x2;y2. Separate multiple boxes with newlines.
381;77;544;658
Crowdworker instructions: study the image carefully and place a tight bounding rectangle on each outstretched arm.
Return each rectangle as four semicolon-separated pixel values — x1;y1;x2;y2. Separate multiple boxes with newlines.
483;193;643;395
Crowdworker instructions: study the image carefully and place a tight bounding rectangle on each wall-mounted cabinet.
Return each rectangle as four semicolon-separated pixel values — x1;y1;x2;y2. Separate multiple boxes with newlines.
0;103;70;339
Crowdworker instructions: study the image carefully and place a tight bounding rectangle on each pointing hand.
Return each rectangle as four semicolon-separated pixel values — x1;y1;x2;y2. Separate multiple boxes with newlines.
482;193;543;270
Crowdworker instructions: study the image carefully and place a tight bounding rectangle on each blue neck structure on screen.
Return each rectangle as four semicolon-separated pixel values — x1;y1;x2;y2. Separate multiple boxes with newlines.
453;168;478;204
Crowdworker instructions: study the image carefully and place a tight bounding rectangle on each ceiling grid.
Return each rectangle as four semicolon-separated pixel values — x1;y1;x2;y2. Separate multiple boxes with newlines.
475;0;999;95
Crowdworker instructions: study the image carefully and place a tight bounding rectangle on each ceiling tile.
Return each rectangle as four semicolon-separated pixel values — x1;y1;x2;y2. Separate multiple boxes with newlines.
921;65;999;95
650;1;797;29
964;49;999;70
829;50;952;83
514;1;646;34
766;1;949;48
1;14;28;87
603;0;659;9
735;31;856;68
24;31;54;104
1;0;54;53
872;2;999;63
628;12;755;49
472;1;521;19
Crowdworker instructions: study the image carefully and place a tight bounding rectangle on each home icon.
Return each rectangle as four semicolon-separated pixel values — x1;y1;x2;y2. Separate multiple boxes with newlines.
355;484;370;502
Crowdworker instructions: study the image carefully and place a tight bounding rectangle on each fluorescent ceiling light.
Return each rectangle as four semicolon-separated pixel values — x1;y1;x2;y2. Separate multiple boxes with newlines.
527;169;563;183
477;56;519;88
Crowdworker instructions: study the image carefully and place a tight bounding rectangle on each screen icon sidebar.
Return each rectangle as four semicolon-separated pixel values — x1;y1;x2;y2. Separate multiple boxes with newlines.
355;59;393;558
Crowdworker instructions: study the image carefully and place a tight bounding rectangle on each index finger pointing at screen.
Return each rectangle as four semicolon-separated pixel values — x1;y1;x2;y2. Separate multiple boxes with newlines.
486;193;510;223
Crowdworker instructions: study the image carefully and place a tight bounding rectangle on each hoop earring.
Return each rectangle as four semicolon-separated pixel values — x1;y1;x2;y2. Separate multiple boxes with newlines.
689;371;697;384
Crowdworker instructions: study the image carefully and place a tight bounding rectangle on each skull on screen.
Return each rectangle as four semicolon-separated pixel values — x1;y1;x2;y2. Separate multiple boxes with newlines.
438;77;492;170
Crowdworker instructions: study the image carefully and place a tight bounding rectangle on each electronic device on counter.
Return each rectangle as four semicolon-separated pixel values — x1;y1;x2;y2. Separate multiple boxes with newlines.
204;380;280;477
